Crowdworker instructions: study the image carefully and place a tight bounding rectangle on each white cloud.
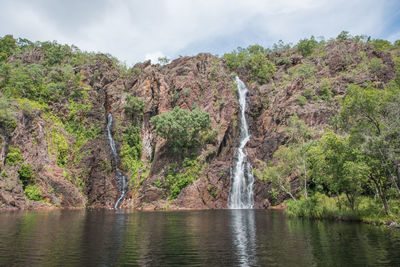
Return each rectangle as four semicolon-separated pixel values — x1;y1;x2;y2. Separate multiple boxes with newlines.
0;0;398;64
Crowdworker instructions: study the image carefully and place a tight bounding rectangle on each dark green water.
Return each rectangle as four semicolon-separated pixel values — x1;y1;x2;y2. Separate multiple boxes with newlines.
0;209;399;266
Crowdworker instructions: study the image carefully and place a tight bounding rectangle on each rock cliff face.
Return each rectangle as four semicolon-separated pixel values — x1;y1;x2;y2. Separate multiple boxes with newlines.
0;39;396;210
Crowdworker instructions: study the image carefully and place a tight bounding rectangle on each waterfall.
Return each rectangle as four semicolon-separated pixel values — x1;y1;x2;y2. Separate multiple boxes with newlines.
106;113;127;209
228;76;254;209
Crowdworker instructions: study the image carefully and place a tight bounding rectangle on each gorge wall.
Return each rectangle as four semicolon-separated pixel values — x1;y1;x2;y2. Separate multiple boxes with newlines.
0;36;397;210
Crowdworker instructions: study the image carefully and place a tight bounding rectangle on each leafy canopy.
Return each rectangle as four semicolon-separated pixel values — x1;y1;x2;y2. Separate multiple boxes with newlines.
150;107;211;153
223;45;276;84
296;36;318;57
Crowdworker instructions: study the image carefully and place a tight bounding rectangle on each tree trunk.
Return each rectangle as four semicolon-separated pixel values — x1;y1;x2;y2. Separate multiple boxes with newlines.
396;161;400;188
281;185;296;202
302;154;308;200
345;193;355;210
372;178;390;215
389;173;400;197
336;195;342;210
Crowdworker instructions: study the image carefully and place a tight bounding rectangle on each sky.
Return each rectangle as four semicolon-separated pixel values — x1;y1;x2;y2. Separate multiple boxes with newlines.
1;0;400;65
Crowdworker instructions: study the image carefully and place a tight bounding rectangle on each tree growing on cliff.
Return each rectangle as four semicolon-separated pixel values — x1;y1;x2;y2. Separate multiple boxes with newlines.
0;35;17;61
124;96;144;125
223;45;276;84
150;107;211;154
296;36;318;57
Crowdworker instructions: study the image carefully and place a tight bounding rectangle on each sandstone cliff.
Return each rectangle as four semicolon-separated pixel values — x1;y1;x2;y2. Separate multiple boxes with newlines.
0;36;397;210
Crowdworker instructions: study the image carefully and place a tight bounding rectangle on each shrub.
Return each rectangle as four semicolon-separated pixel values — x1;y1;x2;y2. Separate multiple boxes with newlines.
0;98;16;133
370;39;392;51
124;96;144;124
48;128;69;167
369;57;384;77
286;193;339;219
120;126;143;181
18;164;35;187
304;88;315;100
24;185;42;201
291;64;316;80
269;188;279;205
166;158;203;200
394;40;400;49
19;99;36;118
297;36;318;57
296;95;307;106
5;145;23;165
318;79;332;101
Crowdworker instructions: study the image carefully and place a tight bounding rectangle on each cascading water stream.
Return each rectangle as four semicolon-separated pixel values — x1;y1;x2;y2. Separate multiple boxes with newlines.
228;76;254;209
106;113;127;209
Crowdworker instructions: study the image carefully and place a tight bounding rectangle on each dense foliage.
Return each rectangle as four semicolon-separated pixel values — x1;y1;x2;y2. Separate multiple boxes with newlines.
164;157;204;200
223;45;276;84
254;33;400;224
0;34;119;201
150;107;211;154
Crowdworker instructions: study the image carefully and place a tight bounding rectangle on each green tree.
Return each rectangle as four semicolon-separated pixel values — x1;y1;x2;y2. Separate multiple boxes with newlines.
223;45;275;84
150;107;211;153
337;82;400;214
248;52;276;84
18;164;35;188
0;97;16;134
337;31;351;41
41;41;72;65
254;146;297;201
296;36;318;57
370;39;392;51
309;131;368;210
157;56;170;65
3;64;45;100
124;96;144;124
286;115;313;199
0;35;17;61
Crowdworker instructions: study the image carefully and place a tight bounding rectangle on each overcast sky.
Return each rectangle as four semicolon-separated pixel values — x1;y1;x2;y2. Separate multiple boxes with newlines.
1;0;400;65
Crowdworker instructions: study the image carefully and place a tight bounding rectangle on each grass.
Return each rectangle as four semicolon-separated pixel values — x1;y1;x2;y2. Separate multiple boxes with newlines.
285;193;400;225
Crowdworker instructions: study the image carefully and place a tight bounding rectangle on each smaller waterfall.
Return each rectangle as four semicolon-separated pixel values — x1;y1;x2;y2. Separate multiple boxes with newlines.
106;113;127;209
228;77;254;209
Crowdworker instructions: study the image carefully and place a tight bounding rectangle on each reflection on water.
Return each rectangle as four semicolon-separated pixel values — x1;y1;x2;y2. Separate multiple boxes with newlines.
0;210;400;266
230;209;256;266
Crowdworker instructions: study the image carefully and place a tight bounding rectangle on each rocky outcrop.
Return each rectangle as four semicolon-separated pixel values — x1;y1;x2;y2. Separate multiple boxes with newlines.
1;39;396;210
103;54;240;209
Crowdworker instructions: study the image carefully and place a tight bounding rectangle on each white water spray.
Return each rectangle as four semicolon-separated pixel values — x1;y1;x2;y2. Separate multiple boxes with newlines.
106;113;127;209
228;77;254;209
